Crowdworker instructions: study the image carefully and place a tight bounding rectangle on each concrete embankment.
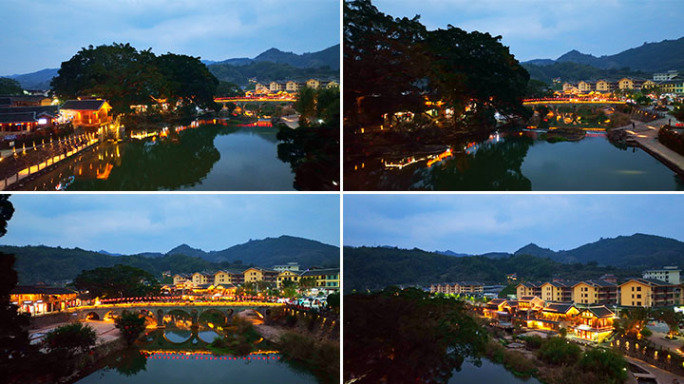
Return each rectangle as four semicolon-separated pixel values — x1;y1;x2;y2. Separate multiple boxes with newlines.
619;118;684;177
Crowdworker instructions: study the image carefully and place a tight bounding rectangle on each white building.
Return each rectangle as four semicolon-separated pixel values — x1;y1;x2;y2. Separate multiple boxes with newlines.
643;266;681;285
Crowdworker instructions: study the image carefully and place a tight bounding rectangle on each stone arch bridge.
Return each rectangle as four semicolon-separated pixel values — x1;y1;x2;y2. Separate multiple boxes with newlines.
72;302;283;328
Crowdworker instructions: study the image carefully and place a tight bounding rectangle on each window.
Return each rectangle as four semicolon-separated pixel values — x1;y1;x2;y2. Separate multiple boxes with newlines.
637;286;641;292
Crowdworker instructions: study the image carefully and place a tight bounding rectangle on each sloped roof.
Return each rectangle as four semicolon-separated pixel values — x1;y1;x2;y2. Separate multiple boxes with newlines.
11;285;77;295
543;302;576;314
61;99;107;111
0;112;36;123
301;268;339;277
583;306;614;319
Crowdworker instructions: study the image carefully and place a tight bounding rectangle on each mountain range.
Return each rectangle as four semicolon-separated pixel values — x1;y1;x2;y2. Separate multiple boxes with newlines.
347;233;684;292
0;235;339;285
4;45;340;90
523;37;684;73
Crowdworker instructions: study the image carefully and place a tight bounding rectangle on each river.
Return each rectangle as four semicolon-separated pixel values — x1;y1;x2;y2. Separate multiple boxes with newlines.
346;129;684;190
75;328;319;384
451;359;542;384
20;121;295;191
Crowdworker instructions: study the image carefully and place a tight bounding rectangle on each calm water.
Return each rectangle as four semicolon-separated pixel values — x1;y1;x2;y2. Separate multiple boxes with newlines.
21;123;295;191
346;131;684;190
75;329;318;384
450;359;542;384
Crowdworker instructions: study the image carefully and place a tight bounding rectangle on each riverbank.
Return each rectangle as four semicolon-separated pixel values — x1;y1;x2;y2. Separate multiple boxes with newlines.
620;117;684;177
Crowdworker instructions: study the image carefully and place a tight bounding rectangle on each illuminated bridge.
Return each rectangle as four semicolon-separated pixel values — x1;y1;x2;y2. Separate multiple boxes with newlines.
71;301;283;327
214;96;297;103
523;98;626;106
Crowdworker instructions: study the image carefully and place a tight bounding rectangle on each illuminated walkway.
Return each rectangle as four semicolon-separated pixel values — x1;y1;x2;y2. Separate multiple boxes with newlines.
622;117;684;176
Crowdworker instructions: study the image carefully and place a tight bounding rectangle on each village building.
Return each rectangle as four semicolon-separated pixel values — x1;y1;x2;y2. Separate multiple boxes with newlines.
276;270;302;289
619;278;681;307
273;262;300;272
60;99;112;129
540;281;574;303
643;266;680;285
213;270;244;286
11;285;79;316
516;282;541;299
243;267;279;284
572;280;618;305
299;268;340;290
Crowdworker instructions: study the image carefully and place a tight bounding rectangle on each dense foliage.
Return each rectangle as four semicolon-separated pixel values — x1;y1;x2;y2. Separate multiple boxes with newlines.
277;87;340;190
344;0;529;131
344;287;487;383
73;264;159;298
523;61;650;84
279;331;339;384
115;311;148;346
344;246;641;292
0;77;23;94
208;61;338;87
44;322;97;354
51;43;218;115
659;125;684;156
537;337;581;366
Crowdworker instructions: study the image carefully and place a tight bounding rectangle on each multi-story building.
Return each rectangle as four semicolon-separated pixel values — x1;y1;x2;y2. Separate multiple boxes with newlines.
213;270;243;286
643;266;680;285
540;281;573;302
619;278;680;307
299;268;340;290
192;272;211;286
273;262;300;272
578;81;594;92
572;280;618;305
654;70;679;81
243;267;278;284
659;77;684;95
276;270;302;288
516;282;541;299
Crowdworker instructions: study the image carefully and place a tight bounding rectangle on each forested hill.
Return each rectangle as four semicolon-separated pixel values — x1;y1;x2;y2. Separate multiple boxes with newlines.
0;235;339;285
345;234;684;292
344;246;637;293
523;37;684;73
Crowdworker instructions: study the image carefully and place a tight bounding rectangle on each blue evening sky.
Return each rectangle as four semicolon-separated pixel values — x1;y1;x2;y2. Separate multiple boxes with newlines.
0;0;340;75
2;194;340;255
373;0;684;62
344;194;684;255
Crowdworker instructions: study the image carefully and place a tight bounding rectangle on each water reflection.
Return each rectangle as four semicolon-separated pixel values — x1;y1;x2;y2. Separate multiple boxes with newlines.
346;129;684;191
22;122;295;191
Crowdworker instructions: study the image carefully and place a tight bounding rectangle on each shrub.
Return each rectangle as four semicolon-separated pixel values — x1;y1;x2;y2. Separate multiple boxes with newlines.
44;322;97;354
537;337;581;366
579;348;627;384
115;311;147;346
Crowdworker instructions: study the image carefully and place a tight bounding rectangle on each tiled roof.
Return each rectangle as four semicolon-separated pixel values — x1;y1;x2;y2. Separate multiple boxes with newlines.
61;99;106;111
0;112;36;123
543;302;576;314
583;306;614;319
11;285;77;295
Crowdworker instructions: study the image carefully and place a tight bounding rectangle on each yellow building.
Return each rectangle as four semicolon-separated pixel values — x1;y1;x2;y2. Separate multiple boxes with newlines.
619;278;680;307
578;81;594;92
595;80;612;92
572;280;618;305
276;270;302;288
306;79;320;89
540;281;572;302
300;268;340;290
516;282;540;299
213;270;243;286
618;78;634;90
192;272;211;285
173;273;191;285
243;267;278;284
325;80;339;89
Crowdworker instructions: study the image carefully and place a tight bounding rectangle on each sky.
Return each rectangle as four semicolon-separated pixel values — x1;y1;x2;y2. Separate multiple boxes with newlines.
373;0;684;63
344;194;684;255
1;194;340;255
0;0;340;75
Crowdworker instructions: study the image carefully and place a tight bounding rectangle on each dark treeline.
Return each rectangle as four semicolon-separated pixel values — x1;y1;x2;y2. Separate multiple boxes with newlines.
344;246;640;292
344;0;530;132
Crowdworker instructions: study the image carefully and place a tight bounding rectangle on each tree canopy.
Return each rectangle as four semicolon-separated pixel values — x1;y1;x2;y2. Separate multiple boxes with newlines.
73;264;159;298
344;0;529;130
0;78;23;94
51;43;219;115
344;287;487;383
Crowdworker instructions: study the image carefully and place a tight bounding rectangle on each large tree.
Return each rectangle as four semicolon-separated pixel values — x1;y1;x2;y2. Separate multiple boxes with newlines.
51;43;218;115
0;196;34;379
344;287;487;383
73;264;159;298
